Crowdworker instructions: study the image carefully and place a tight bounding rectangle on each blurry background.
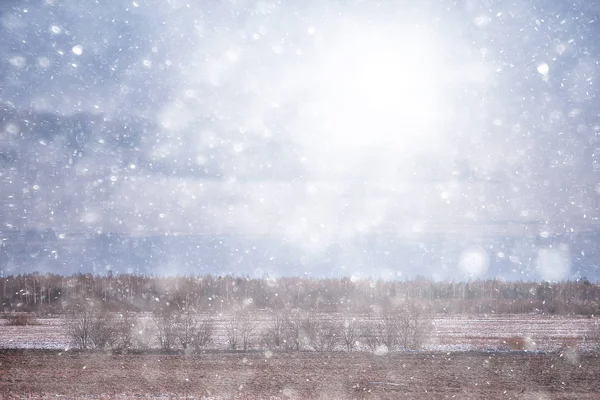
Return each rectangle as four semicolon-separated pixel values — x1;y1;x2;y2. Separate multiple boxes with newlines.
0;0;599;280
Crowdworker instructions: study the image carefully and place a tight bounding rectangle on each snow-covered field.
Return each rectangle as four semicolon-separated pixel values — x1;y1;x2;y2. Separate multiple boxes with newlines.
428;314;596;352
0;317;67;350
0;313;596;352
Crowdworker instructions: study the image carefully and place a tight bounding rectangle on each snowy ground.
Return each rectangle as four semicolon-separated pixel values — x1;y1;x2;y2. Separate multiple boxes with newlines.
428;314;596;352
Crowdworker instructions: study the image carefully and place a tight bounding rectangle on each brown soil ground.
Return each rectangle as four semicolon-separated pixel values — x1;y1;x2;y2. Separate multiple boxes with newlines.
1;350;599;399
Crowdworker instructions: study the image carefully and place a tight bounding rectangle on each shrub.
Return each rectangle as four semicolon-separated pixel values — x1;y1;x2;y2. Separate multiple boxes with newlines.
153;309;178;351
110;312;136;351
361;306;432;352
338;317;359;352
396;305;432;351
152;308;215;352
66;310;95;350
262;311;286;349
282;310;305;351
66;308;134;350
306;318;339;352
225;312;256;351
192;316;214;352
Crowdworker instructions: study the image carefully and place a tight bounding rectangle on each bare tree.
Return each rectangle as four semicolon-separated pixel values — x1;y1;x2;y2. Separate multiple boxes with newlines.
174;310;198;350
152;290;213;352
338;317;359;352
153;309;178;351
66;310;94;350
370;314;400;351
396;305;432;351
358;320;378;351
66;306;134;351
239;314;257;351
89;310;118;349
307;318;339;352
192;315;214;352
282;310;304;351
111;312;135;351
225;317;241;350
226;312;256;351
360;307;431;352
263;311;286;349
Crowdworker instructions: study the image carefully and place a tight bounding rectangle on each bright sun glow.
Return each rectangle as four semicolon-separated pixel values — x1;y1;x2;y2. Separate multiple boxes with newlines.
315;26;445;152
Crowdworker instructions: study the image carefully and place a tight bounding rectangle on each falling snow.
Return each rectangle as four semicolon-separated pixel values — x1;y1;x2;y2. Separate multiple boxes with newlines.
0;0;598;285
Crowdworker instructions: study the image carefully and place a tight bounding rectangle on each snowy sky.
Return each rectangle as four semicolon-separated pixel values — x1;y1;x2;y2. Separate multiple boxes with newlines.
1;0;600;278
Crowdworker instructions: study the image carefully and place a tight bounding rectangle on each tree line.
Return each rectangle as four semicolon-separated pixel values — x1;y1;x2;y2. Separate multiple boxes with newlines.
64;300;432;353
1;272;599;315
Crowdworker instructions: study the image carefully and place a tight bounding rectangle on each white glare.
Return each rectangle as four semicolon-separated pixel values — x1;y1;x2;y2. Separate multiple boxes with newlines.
458;247;490;278
536;246;571;281
315;25;445;153
537;63;549;76
72;45;83;56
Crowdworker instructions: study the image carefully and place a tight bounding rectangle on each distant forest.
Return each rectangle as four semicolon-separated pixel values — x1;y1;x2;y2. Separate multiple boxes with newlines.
1;273;599;315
